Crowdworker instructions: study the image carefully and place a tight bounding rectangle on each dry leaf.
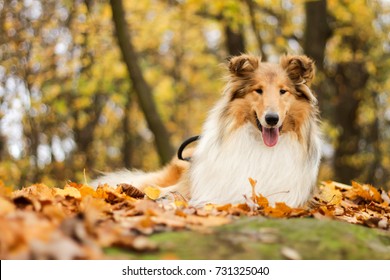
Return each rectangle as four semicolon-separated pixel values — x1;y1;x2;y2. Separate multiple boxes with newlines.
345;181;382;203
144;186;161;200
185;215;230;227
263;202;292;218
256;195;269;208
281;247;302;260
378;218;388;229
258;228;280;243
56;186;81;199
78;185;99;198
381;190;390;204
117;184;145;199
0;179;389;260
0;197;15;215
318;182;342;205
249;177;257;200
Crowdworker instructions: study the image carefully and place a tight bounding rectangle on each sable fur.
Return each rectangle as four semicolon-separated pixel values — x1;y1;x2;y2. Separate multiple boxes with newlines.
91;54;322;207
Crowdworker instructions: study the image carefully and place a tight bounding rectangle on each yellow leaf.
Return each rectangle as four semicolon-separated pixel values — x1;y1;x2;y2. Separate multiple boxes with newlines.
319;182;343;205
248;177;257;200
144;186;161;200
55;186;81;199
174;200;188;208
0;197;15;215
13;184;56;201
203;204;215;211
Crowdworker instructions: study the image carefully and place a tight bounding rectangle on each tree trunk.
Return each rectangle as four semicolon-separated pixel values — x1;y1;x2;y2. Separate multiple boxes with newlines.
333;62;369;183
303;0;332;115
73;92;106;170
0;96;5;161
304;0;331;72
122;90;133;169
110;0;174;165
224;24;246;56
366;95;382;185
244;0;267;61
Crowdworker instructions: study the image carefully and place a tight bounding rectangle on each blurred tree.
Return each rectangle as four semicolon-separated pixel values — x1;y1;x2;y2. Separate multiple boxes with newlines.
122;88;134;168
0;0;389;190
110;0;174;165
303;0;332;114
304;0;331;72
325;0;389;186
224;22;246;55
244;0;267;60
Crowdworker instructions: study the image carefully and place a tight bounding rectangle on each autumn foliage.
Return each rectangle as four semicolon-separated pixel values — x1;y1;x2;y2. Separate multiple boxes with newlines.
0;179;389;259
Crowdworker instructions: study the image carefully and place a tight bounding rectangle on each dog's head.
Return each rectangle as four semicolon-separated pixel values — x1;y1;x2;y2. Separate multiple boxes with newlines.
225;54;316;147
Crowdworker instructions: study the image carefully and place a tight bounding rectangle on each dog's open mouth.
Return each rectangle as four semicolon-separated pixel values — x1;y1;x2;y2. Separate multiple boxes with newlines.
255;114;282;147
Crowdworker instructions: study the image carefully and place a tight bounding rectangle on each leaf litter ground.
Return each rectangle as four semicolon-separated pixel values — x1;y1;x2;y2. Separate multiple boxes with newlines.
0;179;389;259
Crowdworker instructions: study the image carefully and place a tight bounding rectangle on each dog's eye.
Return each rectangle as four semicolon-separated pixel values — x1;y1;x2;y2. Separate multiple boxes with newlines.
255;89;263;94
280;89;287;95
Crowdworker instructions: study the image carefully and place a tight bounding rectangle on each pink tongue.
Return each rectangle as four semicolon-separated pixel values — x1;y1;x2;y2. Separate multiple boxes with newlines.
262;127;279;147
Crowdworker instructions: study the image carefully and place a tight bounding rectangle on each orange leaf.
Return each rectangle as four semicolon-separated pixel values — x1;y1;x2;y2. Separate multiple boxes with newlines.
0;197;15;215
144;186;161;200
248;177;257;200
346;181;382;202
256;194;269;208
78;185;98;198
55;186;81;199
216;204;232;211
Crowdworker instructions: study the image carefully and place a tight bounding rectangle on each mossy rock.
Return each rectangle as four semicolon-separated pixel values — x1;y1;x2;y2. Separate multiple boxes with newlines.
106;217;390;259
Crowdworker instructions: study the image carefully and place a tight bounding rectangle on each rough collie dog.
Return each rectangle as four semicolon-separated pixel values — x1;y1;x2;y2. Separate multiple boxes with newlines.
91;54;322;207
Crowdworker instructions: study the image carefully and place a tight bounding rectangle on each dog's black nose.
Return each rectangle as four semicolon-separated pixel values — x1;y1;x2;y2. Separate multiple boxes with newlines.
265;113;279;126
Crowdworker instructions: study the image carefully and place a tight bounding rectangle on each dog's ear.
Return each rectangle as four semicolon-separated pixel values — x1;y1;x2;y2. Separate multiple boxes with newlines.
228;54;259;76
280;55;315;85
280;55;317;103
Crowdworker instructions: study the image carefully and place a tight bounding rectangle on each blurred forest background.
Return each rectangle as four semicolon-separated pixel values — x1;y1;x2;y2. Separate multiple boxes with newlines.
0;0;390;190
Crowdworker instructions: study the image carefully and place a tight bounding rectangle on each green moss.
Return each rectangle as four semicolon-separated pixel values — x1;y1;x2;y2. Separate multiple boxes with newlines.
105;217;390;260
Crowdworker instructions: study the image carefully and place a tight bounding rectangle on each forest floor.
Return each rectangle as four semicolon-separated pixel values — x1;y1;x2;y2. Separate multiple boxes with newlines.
0;180;389;259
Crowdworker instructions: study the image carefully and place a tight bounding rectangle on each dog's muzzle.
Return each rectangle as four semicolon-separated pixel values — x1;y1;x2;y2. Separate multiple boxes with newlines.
255;113;281;147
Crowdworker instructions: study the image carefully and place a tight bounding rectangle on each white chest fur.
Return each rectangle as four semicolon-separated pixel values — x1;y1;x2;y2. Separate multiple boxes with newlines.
189;121;320;207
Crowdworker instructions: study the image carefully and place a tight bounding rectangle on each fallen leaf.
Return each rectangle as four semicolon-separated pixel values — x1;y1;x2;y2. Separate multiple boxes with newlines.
318;182;342;205
256;195;269;208
345;181;382;203
258;228;280;243
378;218;388;229
56;186;81;199
117;184;145;199
0;197;15;215
144;186;161;200
380;190;390;204
263;202;292;218
13;184;56;202
281;247;302;260
333;206;345;216
249;177;257;200
185;215;230;227
131;236;157;252
0;179;389;260
78;185;99;198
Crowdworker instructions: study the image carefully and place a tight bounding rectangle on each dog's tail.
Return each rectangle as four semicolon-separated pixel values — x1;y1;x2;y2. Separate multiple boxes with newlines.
89;148;193;198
